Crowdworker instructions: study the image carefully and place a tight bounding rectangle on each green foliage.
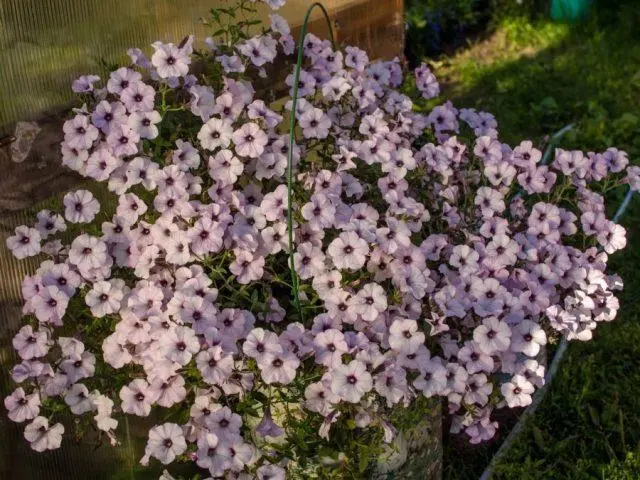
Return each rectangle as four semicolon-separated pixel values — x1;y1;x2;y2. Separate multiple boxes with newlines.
489;316;640;479
405;0;479;31
602;449;640;480
404;0;486;63
404;0;549;64
201;0;262;46
489;0;549;23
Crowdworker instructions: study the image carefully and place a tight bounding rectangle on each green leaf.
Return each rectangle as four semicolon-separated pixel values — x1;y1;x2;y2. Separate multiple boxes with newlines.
252;390;269;403
358;448;371;472
318;447;339;460
532;425;547;451
588;405;600;427
209;8;220;23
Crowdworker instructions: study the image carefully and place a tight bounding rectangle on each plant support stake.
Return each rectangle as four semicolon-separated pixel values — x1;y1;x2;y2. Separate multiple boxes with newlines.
287;2;335;323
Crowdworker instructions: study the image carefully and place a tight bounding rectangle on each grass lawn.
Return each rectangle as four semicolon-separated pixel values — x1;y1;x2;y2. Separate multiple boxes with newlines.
434;1;640;478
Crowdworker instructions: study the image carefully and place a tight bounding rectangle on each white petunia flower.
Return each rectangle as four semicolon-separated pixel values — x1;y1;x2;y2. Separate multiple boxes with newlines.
141;422;187;465
330;360;373;403
4;387;40;423
24;417;64;452
63;190;100;223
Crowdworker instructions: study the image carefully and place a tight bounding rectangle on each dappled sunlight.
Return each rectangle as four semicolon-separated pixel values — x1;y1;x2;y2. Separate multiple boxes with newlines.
435;8;640;149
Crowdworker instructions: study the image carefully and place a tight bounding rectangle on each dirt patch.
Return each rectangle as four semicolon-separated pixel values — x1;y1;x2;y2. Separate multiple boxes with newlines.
0;111;81;219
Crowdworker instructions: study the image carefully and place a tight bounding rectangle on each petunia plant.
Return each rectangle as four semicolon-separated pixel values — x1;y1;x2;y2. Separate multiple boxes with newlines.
4;0;638;478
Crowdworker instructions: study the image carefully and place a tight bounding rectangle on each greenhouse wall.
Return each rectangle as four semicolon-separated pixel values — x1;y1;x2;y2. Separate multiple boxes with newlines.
0;0;404;136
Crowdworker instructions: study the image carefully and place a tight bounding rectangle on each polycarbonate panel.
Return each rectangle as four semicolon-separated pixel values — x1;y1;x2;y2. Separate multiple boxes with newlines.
0;0;403;136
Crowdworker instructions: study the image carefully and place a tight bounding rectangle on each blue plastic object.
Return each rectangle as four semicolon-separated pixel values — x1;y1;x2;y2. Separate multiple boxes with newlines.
550;0;592;22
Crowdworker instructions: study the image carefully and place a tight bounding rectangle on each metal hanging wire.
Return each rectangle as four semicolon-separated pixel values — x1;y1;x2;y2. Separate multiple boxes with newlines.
286;2;335;323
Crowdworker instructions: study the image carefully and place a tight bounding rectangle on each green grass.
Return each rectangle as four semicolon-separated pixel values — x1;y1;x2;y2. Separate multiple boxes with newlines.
602;448;640;480
433;1;640;478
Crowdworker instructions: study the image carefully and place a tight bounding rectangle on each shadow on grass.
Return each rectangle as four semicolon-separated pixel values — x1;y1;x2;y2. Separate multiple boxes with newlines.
438;2;640;479
444;5;640;149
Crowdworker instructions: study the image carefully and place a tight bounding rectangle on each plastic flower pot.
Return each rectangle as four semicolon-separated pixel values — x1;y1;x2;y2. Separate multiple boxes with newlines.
550;0;592;22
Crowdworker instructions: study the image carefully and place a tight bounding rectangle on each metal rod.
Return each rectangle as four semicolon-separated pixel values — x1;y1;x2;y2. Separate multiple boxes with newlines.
286;3;335;323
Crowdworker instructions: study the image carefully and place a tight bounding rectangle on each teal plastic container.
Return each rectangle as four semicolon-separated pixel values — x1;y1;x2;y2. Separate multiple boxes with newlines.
550;0;592;21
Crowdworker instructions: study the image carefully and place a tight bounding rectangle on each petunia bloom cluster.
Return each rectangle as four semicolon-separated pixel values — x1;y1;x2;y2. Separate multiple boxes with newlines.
4;0;631;476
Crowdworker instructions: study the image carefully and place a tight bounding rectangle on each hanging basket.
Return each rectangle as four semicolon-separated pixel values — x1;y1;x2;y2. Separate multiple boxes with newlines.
1;0;633;479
